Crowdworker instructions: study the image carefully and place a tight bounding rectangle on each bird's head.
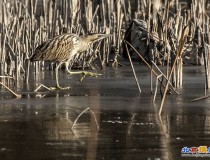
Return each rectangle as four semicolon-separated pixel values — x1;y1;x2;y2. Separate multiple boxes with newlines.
84;33;112;43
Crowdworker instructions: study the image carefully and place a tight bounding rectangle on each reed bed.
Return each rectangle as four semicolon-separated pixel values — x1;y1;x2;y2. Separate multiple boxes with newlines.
0;0;124;90
0;0;209;113
122;0;210;114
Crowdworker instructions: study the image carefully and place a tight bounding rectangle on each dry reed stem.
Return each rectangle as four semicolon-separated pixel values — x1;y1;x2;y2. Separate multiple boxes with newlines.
192;94;210;101
124;41;141;93
125;41;179;95
153;74;163;103
72;107;99;130
159;25;189;115
151;61;178;96
0;76;14;79
0;82;21;98
203;42;210;89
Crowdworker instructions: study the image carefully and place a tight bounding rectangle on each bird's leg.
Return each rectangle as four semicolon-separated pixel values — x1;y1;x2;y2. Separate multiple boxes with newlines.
66;70;102;81
50;62;70;90
35;62;73;91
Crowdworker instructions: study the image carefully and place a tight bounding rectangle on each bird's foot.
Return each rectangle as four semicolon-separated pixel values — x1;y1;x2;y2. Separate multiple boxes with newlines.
34;84;70;92
80;71;102;81
50;85;70;90
67;70;102;81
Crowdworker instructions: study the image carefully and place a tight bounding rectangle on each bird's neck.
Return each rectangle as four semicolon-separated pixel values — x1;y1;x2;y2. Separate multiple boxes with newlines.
81;35;97;43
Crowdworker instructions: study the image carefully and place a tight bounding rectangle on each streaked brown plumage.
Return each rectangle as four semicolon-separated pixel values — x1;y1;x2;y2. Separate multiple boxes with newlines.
30;33;111;90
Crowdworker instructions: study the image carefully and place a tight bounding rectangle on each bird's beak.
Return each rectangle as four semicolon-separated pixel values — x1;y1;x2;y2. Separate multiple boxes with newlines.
97;34;112;40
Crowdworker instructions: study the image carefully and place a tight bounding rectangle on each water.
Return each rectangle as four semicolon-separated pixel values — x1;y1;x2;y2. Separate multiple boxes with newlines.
0;65;210;160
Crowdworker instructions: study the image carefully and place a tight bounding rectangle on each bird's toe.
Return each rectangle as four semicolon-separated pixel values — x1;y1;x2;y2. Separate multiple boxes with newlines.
50;86;70;90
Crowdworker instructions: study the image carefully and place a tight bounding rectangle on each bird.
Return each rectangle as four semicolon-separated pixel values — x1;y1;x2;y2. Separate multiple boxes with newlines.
30;33;111;90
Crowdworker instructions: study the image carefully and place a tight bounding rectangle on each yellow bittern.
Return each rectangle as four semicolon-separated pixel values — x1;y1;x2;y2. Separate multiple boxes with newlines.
30;33;111;90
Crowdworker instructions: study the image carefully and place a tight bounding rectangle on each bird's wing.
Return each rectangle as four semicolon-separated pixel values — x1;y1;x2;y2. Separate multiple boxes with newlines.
30;34;79;62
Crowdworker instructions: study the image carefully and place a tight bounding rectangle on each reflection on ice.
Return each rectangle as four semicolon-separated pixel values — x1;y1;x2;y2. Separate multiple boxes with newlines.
0;66;210;159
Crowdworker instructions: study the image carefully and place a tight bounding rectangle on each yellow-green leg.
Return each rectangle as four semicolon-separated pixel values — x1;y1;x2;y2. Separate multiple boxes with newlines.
50;62;70;90
67;70;102;81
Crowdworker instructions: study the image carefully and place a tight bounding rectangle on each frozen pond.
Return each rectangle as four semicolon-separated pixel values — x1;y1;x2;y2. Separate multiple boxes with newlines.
0;65;210;160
